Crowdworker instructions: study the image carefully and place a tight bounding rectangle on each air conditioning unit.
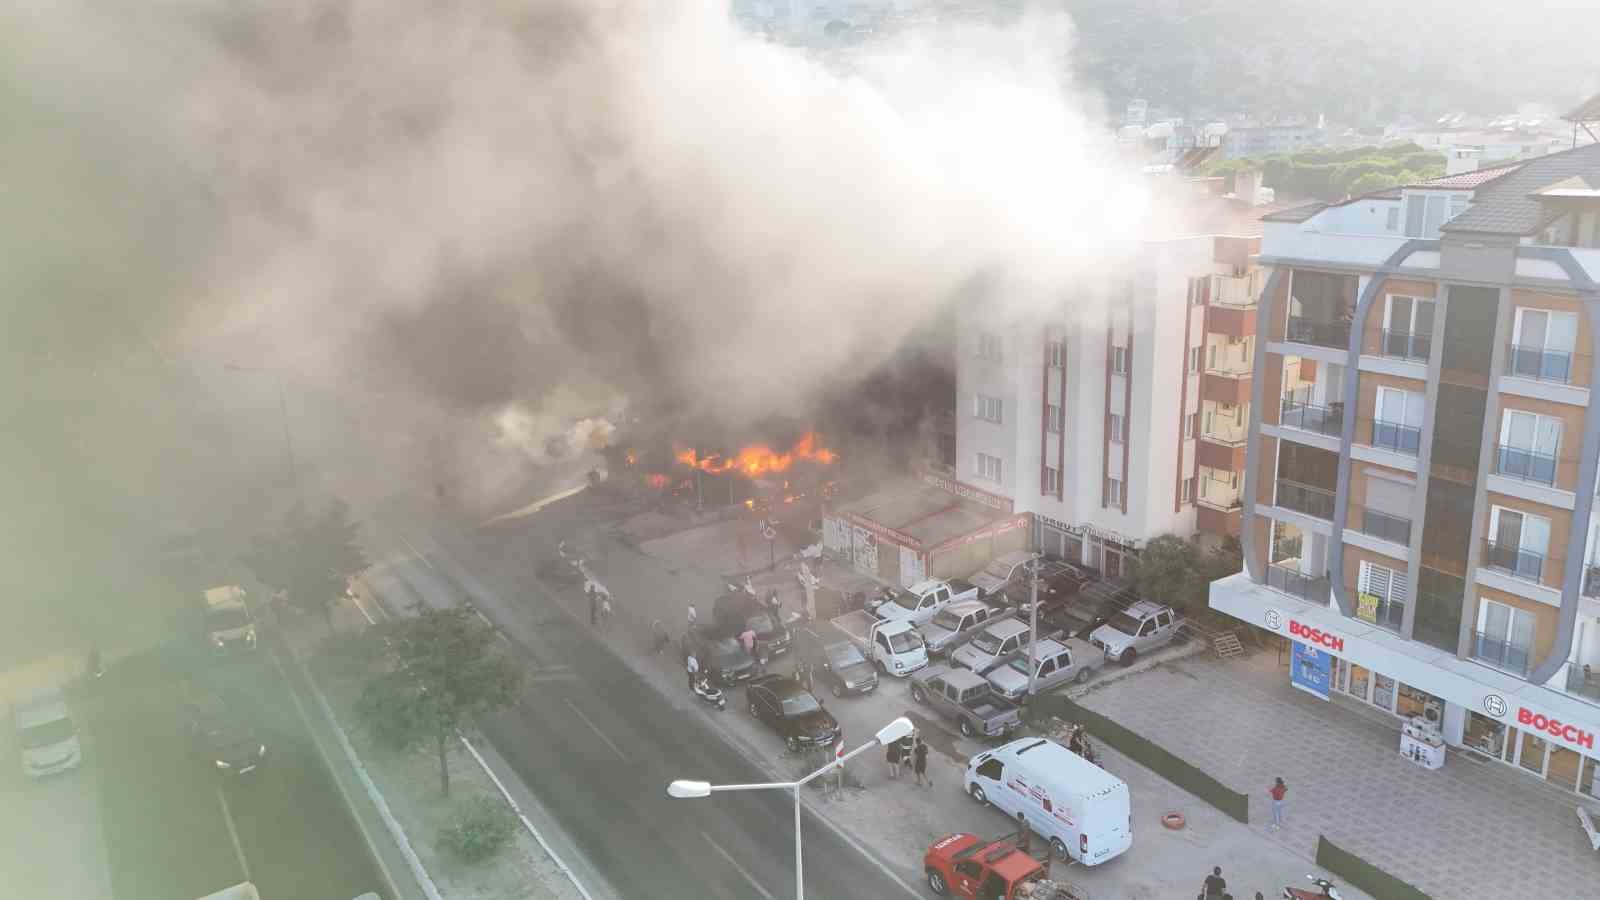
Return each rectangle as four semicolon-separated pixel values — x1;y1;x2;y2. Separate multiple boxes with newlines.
1423;698;1444;724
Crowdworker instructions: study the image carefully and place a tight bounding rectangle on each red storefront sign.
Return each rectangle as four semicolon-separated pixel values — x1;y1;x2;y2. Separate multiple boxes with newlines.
1517;708;1596;750
1289;619;1344;652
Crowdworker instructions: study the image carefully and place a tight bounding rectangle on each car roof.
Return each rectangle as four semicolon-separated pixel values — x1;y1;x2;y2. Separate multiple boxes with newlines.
752;676;806;698
907;578;948;594
14;690;70;729
983;619;1029;638
204;585;247;610
942;599;990;615
937;668;989;689
988;550;1039;570
1124;600;1167;617
1029;639;1069;658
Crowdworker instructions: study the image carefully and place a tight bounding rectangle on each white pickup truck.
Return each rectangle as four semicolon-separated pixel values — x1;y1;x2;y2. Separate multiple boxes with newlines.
867;578;980;628
829;612;928;677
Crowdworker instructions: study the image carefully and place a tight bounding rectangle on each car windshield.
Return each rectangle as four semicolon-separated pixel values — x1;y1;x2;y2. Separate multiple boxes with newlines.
930;610;963;631
20;717;75;748
746;613;775;633
886;629;924;653
1106;612;1144;636
1004;657;1035;677
890;592;920;611
206;607;251;630
780;692;821;716
969;631;1005;654
827;644;866;668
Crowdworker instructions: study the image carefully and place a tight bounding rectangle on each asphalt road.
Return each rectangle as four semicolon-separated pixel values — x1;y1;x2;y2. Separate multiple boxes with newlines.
364;494;917;900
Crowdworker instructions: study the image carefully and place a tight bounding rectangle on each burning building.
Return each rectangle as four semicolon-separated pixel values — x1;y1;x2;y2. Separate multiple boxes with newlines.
607;429;840;514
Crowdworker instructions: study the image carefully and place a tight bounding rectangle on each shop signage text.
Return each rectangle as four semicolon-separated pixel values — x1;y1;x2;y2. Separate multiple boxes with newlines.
836;512;924;551
1289;619;1344;652
929;514;1031;555
1517;708;1595;750
922;473;1014;513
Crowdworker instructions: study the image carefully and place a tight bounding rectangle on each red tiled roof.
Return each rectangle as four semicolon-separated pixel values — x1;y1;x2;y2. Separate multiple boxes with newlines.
1406;161;1524;191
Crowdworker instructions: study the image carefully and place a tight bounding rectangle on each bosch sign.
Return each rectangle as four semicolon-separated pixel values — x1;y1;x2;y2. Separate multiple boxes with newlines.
1517;708;1596;750
1288;620;1344;652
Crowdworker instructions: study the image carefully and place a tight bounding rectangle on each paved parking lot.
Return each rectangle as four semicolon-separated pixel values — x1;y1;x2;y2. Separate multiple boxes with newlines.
0;719;114;900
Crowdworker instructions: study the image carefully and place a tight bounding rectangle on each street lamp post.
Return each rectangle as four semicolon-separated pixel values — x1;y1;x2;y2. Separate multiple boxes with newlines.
667;715;914;900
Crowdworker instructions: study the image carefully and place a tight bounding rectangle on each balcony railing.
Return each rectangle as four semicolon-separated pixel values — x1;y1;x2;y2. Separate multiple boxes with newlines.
1267;563;1330;603
1202;420;1249;446
1360;596;1405;632
1275;479;1335;519
1213;273;1259;308
1378;329;1432;362
1482;539;1547;582
1565;663;1600;704
1585;566;1600;600
1197;478;1242;510
1279;399;1344;437
1286;315;1351;349
1504;343;1573;384
1358;507;1412;546
1472;630;1532;677
1494;444;1559;486
1371;420;1422;455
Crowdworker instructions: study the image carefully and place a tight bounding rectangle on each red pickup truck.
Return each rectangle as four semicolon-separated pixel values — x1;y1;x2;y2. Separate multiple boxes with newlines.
924;832;1052;900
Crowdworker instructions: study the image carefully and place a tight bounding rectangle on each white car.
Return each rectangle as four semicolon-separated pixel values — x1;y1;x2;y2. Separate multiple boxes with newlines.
984;638;1105;700
15;689;82;778
968;551;1040;598
1089;601;1182;666
951;619;1032;675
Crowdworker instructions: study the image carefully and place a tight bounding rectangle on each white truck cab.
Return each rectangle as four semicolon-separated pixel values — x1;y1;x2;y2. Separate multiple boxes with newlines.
870;578;978;628
205;586;257;653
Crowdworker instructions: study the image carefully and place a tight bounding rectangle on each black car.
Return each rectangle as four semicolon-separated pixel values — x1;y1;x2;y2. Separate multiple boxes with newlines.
682;630;757;687
712;593;793;656
745;674;839;751
184;686;266;776
795;629;878;698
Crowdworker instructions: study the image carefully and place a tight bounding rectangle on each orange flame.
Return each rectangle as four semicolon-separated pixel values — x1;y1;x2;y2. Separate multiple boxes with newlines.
674;432;837;477
645;473;669;489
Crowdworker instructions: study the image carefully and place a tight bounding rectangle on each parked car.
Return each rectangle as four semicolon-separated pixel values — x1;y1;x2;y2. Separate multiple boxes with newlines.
919;599;1004;657
951;618;1032;675
682;630;757;687
745;674;840;751
830;612;928;677
1089;601;1183;666
868;579;979;628
922;830;1047;899
14;689;81;778
908;664;1023;739
983;638;1106;700
968;550;1041;598
713;591;793;655
965;737;1132;865
795;628;879;697
184;684;267;776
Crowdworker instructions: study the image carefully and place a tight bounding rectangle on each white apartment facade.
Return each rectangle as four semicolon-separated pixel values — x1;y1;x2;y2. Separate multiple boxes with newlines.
957;233;1263;576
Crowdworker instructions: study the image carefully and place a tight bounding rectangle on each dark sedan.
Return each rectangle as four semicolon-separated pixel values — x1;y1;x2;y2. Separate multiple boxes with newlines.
184;687;266;776
682;630;757;687
745;674;839;751
795;629;878;698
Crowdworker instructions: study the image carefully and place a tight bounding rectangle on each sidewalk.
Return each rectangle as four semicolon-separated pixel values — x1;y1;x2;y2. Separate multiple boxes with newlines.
1075;647;1596;900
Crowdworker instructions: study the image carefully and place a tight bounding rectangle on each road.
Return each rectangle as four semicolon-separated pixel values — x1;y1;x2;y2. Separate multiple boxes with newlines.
361;496;918;900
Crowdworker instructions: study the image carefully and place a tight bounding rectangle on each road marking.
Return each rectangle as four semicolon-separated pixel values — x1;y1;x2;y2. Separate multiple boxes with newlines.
471;606;495;628
563;698;629;763
484;482;589;524
399;534;436;571
700;831;776;900
349;591;381;625
215;785;251;883
459;734;598;900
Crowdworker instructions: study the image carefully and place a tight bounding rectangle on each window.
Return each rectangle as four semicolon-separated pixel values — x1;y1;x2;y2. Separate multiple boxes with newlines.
1181;477;1195;503
1188;277;1205;306
1046;404;1063;434
1188;346;1202;373
976;452;1003;483
1385;206;1400;232
1382;295;1435;359
1185;412;1198;439
1112;346;1127;374
1105;477;1124;506
1043;465;1060;495
1404;192;1451;238
1207;344;1217;370
1045;340;1064;368
1475;599;1535;675
974;393;1003;423
1488;506;1551;581
1108;414;1124;443
1498;409;1561;484
977;332;1003;361
1448;194;1469;222
1509;308;1578;382
1373;387;1423;453
1357;561;1408;630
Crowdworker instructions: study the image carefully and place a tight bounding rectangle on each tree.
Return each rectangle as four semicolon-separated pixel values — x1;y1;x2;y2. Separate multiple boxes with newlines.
244;498;368;633
356;606;519;798
1135;534;1201;611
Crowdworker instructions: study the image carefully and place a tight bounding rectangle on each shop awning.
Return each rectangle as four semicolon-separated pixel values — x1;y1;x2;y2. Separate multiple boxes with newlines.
1210;572;1600;762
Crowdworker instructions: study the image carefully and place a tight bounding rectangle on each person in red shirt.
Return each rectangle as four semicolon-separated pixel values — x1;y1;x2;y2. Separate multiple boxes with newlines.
1268;777;1288;830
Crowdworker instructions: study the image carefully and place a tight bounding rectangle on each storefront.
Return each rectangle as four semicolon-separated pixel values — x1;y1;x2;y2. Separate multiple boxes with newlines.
1034;515;1141;579
1212;572;1600;801
822;478;1025;588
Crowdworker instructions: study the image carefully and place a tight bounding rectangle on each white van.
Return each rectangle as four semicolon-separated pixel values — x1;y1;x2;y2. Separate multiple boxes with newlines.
963;737;1131;866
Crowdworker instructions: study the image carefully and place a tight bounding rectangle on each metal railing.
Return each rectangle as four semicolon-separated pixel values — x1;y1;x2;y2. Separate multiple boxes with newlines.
1362;597;1405;632
1371;420;1421;455
1275;479;1335;519
1267;563;1330;603
1494;444;1559;486
1198;477;1241;510
1279;399;1344;436
1213;273;1259;308
1358;507;1412;546
1286;315;1351;349
1482;539;1546;582
1378;329;1432;362
1202;419;1249;445
1504;343;1573;383
1472;630;1532;677
1565;664;1600;704
1585;566;1600;600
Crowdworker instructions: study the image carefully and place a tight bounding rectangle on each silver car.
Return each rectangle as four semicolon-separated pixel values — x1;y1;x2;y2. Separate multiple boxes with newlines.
951;619;1031;675
1089;601;1182;666
15;689;82;778
984;638;1105;700
920;600;1000;657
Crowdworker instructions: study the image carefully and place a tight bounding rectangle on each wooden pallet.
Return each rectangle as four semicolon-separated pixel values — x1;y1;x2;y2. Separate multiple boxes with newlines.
1212;631;1246;659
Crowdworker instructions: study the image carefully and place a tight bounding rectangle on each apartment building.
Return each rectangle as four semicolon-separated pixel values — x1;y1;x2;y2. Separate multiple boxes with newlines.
956;231;1264;577
1209;142;1600;797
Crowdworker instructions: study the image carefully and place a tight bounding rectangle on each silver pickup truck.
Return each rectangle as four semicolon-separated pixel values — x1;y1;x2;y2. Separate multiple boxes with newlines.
908;664;1023;739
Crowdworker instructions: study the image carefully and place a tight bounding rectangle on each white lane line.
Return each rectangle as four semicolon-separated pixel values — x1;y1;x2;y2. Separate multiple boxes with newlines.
349;591;380;625
399;534;436;571
471;606;495;628
484;482;589;525
458;734;597;900
700;831;776;900
215;785;251;883
563;698;629;763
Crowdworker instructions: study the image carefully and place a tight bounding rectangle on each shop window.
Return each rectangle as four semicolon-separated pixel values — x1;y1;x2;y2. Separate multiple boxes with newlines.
1372;673;1396;711
1395;683;1440;722
1464;712;1506;759
1581;757;1598;800
1548;746;1582;792
1519;731;1548;775
1347;664;1371;700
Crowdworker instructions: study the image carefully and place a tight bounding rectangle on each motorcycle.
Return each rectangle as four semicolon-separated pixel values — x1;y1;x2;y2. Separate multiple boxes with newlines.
1283;875;1342;900
692;676;727;711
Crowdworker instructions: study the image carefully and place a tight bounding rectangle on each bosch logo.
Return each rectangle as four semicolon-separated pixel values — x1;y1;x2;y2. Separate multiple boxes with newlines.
1517;708;1595;750
1288;620;1344;652
1264;610;1283;630
1482;694;1507;718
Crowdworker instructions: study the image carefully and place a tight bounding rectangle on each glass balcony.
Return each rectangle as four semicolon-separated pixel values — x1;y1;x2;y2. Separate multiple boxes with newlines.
1286;316;1351;350
1362;597;1405;632
1483;539;1546;582
1378;329;1431;362
1267;563;1330;604
1494;444;1558;486
1358;507;1412;546
1504;343;1573;383
1371;420;1421;455
1472;630;1532;677
1565;663;1600;704
1275;479;1335;519
1279;399;1344;436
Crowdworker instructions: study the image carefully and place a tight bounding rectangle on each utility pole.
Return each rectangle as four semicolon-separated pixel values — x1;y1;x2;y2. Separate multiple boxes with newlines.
1026;558;1040;700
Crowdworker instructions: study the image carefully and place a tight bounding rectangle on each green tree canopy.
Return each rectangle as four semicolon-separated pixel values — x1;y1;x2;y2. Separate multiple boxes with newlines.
243;498;367;632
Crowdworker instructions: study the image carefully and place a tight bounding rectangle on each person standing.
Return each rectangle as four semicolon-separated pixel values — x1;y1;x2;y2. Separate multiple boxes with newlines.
686;602;698;631
752;638;766;676
587;585;598;626
686;652;700;690
1015;812;1032;856
599;594;613;629
739;625;757;655
893;728;914;782
1202;866;1226;898
913;735;930;787
1268;777;1288;830
886;734;903;778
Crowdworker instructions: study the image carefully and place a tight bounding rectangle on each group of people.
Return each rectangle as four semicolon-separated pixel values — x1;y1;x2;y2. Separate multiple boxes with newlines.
884;722;932;786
